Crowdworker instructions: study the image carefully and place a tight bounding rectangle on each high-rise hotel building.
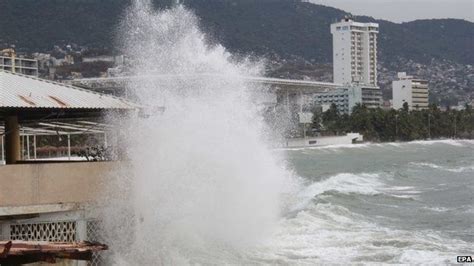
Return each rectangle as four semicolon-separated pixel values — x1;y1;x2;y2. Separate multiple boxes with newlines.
331;18;379;86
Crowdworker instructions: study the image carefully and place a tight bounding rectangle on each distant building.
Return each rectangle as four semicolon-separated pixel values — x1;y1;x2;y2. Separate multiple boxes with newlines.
0;50;38;76
361;86;383;109
331;17;379;86
312;86;361;114
392;72;429;110
305;85;381;114
82;55;124;65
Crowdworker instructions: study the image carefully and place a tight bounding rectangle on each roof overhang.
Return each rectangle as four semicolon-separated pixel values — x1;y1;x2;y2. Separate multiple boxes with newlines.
0;70;140;111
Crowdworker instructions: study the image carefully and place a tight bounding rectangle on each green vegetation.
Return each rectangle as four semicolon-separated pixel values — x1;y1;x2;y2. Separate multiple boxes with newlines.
313;103;474;141
0;0;472;64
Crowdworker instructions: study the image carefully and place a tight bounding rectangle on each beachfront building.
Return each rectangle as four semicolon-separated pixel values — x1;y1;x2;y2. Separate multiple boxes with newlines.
0;70;138;265
312;86;360;114
0;49;39;76
293;85;380;115
331;17;379;86
392;72;429;110
312;85;381;114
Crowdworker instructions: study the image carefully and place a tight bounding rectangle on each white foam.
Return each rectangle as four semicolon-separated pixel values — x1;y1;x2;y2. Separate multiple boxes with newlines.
408;139;474;147
279;139;474;152
289;172;424;211
250;203;471;264
422;206;452;212
304;173;383;196
288;173;383;212
103;2;295;264
464;206;474;214
398;250;452;264
411;162;474;173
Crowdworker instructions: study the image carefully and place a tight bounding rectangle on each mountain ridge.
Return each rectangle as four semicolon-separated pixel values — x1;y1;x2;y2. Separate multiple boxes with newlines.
1;0;472;64
0;0;472;104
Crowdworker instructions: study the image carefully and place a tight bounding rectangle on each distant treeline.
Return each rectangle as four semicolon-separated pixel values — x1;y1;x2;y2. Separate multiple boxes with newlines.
313;103;474;141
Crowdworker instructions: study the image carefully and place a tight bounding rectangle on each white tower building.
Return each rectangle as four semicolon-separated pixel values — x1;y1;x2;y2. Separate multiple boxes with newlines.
331;18;379;86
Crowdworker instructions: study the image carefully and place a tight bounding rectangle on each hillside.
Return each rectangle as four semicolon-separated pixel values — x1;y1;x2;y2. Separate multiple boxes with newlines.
1;0;472;64
0;0;472;104
188;0;474;65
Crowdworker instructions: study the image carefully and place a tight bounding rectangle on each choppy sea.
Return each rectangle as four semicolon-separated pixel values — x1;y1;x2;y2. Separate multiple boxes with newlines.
252;139;473;264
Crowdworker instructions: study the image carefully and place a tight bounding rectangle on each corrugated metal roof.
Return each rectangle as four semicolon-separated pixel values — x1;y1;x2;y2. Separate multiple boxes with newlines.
72;74;344;88
0;70;138;109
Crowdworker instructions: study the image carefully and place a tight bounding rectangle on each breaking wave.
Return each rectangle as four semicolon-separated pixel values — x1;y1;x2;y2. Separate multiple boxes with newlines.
103;2;295;264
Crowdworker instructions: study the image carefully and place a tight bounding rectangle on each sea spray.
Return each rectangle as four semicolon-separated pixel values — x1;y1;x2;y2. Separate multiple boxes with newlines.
101;1;295;264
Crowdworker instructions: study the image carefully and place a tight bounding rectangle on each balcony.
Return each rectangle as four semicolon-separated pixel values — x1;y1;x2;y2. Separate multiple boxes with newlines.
0;162;118;208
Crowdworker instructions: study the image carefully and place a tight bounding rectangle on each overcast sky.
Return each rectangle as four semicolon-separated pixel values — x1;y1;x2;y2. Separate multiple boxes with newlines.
309;0;474;23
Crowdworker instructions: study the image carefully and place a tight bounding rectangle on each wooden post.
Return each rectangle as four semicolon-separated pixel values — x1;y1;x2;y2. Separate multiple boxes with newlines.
5;115;21;164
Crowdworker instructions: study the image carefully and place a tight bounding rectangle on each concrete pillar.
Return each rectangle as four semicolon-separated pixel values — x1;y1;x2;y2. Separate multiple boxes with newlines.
1;223;11;240
76;219;87;241
26;135;30;159
33;135;37;160
75;219;88;266
67;134;71;160
299;91;303;113
103;132;108;147
4;115;21;164
1;135;4;162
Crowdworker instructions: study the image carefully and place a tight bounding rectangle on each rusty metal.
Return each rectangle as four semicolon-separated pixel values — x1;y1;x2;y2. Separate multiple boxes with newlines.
49;95;69;107
18;95;37;106
0;241;108;264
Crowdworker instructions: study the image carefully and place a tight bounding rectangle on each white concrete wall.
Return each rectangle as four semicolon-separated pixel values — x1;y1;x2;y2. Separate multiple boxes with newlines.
0;162;119;208
285;133;363;147
369;32;378;85
331;23;352;85
361;30;370;85
392;79;413;109
348;86;363;112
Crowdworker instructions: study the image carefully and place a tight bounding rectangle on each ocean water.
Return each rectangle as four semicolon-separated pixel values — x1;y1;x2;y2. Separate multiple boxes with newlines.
254;139;473;264
178;140;473;265
107;137;474;264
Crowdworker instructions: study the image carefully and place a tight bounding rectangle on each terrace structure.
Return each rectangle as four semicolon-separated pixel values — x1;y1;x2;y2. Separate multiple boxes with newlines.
1;49;39;76
0;70;138;265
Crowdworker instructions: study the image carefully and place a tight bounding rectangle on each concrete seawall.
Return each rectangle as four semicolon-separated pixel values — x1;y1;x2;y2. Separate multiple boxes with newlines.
0;162;119;208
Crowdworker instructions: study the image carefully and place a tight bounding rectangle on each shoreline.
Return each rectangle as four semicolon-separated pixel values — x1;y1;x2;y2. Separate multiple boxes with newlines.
276;138;474;151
